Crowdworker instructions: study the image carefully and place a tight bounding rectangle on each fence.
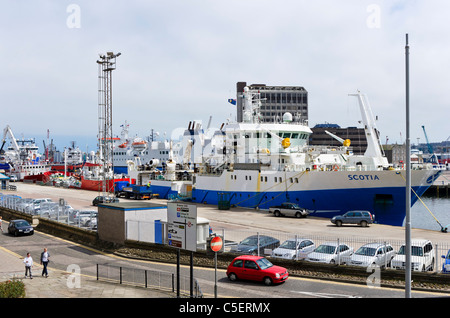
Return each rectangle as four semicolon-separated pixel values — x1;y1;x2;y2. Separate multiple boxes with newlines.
96;263;203;298
0;193;97;230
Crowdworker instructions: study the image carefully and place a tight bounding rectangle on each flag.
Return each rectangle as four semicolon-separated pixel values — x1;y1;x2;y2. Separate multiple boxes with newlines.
228;99;236;105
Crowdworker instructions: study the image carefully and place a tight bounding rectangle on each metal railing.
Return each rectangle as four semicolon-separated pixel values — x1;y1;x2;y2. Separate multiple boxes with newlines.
96;264;203;298
0;193;97;230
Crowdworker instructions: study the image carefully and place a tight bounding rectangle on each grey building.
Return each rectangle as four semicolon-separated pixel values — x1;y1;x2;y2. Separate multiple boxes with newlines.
236;82;308;124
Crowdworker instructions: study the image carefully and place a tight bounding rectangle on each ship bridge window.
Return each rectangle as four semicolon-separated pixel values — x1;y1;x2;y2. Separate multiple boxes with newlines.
291;133;299;139
282;133;291;138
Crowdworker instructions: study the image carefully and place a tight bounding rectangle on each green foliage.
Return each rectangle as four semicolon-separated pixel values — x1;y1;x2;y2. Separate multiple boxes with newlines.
0;278;26;298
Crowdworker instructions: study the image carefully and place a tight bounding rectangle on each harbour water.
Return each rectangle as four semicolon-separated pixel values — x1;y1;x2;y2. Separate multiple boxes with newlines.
411;196;450;232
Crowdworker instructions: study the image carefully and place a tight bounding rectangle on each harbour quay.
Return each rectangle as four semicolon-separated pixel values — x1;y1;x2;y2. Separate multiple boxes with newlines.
425;170;450;197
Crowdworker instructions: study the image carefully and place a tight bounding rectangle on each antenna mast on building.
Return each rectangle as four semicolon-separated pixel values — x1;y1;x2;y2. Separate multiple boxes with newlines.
96;52;121;197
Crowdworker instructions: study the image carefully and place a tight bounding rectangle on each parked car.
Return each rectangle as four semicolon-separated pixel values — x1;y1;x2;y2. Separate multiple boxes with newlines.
271;238;315;260
226;255;289;286
442;249;450;274
331;211;374;227
92;196;119;206
8;219;34;236
230;235;280;255
9;175;17;182
27;198;53;215
269;202;309;218
391;239;435;272
306;242;353;264
69;210;98;227
16;198;35;212
349;242;396;268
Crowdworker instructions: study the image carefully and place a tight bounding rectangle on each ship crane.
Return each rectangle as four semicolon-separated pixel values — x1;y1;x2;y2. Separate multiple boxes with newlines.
324;130;351;147
1;125;21;155
421;125;438;164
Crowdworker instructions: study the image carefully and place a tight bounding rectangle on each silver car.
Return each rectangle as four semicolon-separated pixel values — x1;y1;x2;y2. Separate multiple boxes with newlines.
349;242;396;268
271;238;315;260
306;242;353;264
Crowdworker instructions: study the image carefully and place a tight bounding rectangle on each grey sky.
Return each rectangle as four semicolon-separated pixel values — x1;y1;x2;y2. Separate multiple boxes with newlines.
0;1;448;151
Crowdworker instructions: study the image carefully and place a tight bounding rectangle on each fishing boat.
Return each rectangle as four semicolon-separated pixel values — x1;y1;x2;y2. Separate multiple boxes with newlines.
0;125;50;181
128;87;442;226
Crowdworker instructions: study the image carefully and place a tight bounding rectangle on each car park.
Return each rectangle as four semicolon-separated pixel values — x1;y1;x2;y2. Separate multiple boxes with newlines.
269;202;310;218
92;196;119;206
391;239;435;272
306;242;353;264
271;238;315;260
442;249;450;273
349;242;396;268
331;211;374;227
230;235;280;256
226;255;289;285
7;219;34;236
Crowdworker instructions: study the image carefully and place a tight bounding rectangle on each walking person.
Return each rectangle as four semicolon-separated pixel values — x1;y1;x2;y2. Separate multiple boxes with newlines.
0;216;3;233
24;252;33;279
40;247;50;278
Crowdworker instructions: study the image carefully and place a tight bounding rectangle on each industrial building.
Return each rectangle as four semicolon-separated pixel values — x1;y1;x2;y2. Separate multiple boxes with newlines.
236;82;308;124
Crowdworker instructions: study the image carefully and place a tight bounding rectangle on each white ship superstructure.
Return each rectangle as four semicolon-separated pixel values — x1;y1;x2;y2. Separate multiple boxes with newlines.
112;121;176;174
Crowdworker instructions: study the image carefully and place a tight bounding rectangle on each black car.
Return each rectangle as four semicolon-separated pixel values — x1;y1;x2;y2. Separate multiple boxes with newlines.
331;211;374;227
8;219;34;236
230;235;280;255
92;196;119;206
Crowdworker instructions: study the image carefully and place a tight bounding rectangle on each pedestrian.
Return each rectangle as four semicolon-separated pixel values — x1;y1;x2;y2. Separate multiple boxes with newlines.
24;252;33;279
0;216;3;233
40;247;50;278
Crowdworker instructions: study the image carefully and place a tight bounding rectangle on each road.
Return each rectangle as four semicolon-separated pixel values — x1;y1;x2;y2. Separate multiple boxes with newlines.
0;223;445;298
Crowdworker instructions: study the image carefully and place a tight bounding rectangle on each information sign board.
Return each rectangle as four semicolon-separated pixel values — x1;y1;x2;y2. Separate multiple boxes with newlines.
167;202;197;252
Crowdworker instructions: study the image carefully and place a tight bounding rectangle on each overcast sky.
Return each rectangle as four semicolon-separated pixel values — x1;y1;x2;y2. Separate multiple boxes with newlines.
0;0;449;151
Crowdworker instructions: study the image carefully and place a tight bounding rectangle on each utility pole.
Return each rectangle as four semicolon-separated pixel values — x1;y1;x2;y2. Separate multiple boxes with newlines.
96;52;121;197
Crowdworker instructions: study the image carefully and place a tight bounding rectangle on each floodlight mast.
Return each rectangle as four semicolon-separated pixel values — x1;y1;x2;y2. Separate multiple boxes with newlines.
96;52;121;197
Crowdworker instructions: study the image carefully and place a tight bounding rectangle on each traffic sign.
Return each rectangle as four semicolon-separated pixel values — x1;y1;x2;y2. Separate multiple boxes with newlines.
210;236;223;252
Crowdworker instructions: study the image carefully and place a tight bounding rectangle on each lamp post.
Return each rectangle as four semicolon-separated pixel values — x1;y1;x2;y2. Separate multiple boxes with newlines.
405;33;412;298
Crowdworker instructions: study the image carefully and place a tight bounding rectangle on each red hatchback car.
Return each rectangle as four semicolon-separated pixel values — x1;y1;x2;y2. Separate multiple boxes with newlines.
226;255;289;286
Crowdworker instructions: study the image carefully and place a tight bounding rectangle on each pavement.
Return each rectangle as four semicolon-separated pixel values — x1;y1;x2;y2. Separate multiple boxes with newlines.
0;245;175;298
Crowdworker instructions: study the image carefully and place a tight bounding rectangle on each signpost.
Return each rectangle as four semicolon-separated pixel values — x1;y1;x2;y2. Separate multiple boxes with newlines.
210;235;223;298
167;202;197;297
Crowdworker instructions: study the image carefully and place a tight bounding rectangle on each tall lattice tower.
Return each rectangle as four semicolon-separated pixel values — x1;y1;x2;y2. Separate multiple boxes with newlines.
96;52;121;196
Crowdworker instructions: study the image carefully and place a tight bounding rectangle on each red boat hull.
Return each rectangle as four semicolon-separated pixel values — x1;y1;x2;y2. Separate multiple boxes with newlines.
73;176;135;192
